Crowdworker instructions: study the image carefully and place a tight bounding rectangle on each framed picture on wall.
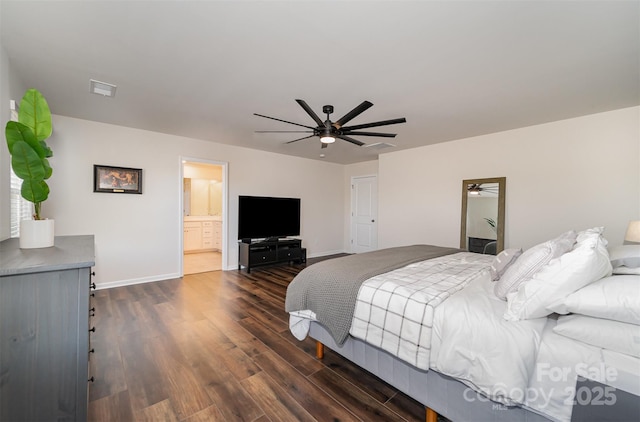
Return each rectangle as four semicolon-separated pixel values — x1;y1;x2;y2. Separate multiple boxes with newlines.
93;165;143;194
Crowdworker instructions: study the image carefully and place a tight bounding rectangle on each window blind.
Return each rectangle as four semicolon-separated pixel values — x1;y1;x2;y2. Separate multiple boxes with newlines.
10;169;33;238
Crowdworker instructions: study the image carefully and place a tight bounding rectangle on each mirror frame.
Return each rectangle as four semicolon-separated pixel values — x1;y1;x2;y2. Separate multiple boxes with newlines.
460;177;506;254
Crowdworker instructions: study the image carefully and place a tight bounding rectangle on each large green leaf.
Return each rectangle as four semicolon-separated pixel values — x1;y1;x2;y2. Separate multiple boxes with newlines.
21;179;49;204
5;121;49;159
19;88;52;142
42;158;53;179
10;140;46;182
39;140;53;158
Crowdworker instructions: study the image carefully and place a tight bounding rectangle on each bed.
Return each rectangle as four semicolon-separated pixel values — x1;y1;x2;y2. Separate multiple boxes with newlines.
285;227;640;421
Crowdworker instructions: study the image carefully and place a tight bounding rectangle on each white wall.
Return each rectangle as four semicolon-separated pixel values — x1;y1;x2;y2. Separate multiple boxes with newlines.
379;107;640;250
45;116;345;288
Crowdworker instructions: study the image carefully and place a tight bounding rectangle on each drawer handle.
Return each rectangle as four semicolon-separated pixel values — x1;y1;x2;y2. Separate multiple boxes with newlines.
89;327;96;333
89;348;95;354
88;376;95;383
90;282;96;290
90;307;96;317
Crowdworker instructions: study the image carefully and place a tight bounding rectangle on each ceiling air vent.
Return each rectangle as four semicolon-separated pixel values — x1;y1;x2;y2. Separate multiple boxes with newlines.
362;142;397;150
90;79;117;97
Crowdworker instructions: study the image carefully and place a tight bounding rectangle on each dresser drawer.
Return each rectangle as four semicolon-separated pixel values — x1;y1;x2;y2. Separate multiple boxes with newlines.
250;250;277;264
278;248;302;260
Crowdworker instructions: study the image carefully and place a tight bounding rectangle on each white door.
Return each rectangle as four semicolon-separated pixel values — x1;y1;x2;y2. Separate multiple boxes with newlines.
351;175;378;253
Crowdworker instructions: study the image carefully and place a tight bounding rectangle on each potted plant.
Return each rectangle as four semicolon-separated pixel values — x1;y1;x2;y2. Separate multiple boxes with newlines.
484;217;497;233
5;88;55;248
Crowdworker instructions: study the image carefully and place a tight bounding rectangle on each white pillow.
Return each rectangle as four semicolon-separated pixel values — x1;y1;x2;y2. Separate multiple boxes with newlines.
613;266;640;275
608;245;640;275
575;226;605;244
547;275;640;325
489;248;522;281
554;314;640;358
494;231;576;300
504;228;612;320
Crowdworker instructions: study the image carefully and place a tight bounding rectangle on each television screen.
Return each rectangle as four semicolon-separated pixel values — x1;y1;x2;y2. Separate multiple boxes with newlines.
238;196;301;240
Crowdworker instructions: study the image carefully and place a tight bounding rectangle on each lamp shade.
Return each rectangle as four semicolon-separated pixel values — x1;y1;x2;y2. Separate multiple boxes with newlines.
624;220;640;243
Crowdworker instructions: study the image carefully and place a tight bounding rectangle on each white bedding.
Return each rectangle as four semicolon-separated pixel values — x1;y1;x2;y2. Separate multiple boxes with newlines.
431;271;547;406
526;318;640;422
289;309;316;340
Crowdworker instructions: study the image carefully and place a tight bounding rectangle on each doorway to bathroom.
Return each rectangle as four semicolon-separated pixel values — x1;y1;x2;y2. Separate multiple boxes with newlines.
181;159;227;275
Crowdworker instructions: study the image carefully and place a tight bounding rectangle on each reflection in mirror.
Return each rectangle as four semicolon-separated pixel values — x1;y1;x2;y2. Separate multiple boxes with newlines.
184;178;223;216
460;177;506;255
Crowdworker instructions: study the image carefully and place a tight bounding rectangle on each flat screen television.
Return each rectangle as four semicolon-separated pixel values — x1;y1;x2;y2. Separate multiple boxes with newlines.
238;195;301;241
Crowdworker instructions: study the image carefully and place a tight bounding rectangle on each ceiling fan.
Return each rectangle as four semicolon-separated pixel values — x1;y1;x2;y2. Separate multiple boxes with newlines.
254;99;406;149
468;183;499;195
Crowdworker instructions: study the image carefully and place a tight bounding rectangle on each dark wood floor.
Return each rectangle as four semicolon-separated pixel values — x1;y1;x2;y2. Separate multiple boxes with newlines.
88;257;429;421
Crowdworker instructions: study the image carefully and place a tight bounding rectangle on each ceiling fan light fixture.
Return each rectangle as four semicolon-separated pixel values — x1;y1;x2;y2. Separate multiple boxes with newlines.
468;184;482;195
320;124;335;144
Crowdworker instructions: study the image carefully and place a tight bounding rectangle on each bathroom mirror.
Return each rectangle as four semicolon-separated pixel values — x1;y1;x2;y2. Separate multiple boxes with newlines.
460;177;506;255
184;178;223;216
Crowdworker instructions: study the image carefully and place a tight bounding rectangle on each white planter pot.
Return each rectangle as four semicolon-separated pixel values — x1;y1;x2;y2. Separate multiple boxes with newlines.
20;219;55;249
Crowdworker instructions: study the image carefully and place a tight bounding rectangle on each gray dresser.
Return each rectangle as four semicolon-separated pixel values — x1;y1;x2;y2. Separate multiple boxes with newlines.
0;235;95;421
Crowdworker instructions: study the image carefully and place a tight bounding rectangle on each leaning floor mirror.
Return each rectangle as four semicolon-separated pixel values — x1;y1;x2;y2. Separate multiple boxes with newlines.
460;177;506;255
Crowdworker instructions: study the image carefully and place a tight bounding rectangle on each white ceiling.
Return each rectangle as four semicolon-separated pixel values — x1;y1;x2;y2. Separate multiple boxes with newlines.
1;0;638;165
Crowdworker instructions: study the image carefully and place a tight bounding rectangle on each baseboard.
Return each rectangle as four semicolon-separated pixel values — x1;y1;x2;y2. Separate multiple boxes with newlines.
95;272;181;290
307;249;346;258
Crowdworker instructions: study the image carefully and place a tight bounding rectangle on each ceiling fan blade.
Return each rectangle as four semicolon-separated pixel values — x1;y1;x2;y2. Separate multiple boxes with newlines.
295;99;324;127
334;101;373;128
255;130;314;133
254;113;315;129
341;131;397;138
336;134;365;146
341;117;406;131
285;135;316;144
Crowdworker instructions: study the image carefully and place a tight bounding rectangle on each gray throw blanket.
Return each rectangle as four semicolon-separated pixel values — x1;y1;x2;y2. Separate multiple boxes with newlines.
285;244;460;344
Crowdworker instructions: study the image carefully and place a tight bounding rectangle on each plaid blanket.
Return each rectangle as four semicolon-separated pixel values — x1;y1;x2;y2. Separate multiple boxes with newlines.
285;245;460;344
349;252;493;369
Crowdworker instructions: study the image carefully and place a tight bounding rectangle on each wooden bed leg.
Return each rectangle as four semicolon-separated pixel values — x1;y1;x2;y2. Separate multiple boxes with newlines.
426;407;438;422
316;341;324;359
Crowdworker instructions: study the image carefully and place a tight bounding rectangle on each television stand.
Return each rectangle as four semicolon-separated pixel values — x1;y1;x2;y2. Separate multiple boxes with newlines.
238;238;306;273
